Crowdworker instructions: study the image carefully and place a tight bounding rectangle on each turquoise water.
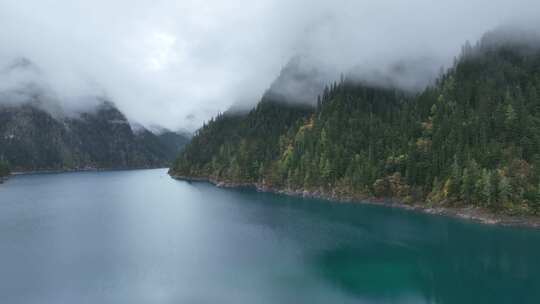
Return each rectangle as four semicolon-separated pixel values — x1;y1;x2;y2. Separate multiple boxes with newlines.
0;169;539;303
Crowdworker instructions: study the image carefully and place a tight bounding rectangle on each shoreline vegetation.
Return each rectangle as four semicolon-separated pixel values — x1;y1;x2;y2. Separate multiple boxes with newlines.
0;160;9;183
170;173;540;229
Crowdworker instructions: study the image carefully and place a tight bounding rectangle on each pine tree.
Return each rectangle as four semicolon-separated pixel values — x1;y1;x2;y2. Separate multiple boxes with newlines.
498;175;512;206
321;158;333;183
460;168;474;204
489;171;501;210
480;169;493;207
532;184;540;215
448;156;462;199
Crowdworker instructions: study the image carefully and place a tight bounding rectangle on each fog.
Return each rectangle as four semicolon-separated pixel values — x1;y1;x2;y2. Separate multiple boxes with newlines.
1;0;539;131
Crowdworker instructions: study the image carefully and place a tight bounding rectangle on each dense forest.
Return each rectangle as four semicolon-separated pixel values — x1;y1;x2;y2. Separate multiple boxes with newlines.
170;30;540;215
0;159;9;178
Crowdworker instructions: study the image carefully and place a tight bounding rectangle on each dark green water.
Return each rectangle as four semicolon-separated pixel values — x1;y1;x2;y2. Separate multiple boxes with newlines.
1;169;539;303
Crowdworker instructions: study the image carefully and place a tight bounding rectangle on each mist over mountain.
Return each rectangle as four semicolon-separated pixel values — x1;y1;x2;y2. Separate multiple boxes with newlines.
479;26;540;51
2;0;540;131
234;26;540;116
0;96;189;172
0;57;106;117
263;56;329;105
227;56;331;112
171;28;540;217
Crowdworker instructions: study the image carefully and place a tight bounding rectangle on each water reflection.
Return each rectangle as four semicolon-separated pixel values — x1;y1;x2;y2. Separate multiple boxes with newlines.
219;188;540;303
0;170;539;304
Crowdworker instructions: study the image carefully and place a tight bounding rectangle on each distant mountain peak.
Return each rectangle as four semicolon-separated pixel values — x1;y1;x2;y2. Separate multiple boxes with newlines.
479;26;540;50
146;124;170;135
263;55;328;105
4;57;39;73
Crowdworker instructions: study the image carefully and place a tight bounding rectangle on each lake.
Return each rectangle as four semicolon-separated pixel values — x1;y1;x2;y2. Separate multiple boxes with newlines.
1;169;539;303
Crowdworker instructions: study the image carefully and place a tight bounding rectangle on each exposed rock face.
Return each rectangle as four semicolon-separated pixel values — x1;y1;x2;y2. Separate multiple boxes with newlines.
0;101;189;172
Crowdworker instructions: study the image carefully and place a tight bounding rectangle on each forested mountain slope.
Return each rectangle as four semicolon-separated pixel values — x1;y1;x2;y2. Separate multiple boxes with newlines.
0;101;189;172
0;57;190;173
171;31;540;215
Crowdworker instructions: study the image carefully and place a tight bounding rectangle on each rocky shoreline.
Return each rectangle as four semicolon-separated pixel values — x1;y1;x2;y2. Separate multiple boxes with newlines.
170;174;540;229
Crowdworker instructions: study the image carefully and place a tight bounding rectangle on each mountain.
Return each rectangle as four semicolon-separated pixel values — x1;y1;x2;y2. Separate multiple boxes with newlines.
131;125;191;165
0;100;188;172
264;55;328;105
0;57;190;173
225;55;328;114
170;30;540;216
155;130;191;160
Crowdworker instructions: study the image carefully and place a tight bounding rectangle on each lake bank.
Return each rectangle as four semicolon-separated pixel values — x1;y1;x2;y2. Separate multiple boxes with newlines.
10;166;169;176
0;166;169;185
170;174;540;229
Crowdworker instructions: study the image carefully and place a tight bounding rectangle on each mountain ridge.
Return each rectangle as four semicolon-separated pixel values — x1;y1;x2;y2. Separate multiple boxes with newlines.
0;100;189;172
0;56;190;173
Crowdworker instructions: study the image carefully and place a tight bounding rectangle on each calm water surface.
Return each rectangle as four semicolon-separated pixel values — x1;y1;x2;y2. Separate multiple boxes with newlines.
1;169;539;303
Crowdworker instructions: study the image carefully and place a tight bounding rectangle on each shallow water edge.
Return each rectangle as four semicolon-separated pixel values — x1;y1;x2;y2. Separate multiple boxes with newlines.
170;174;540;229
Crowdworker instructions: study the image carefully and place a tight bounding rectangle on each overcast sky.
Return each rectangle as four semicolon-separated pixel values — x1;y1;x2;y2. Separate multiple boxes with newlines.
1;0;539;131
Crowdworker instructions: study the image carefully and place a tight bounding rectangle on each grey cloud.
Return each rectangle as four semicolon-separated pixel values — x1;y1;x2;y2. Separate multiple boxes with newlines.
1;0;539;131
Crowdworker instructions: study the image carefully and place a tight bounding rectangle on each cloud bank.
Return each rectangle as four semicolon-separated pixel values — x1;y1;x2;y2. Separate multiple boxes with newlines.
0;0;539;130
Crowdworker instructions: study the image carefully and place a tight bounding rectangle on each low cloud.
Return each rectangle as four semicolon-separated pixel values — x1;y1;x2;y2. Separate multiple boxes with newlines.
1;0;539;130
